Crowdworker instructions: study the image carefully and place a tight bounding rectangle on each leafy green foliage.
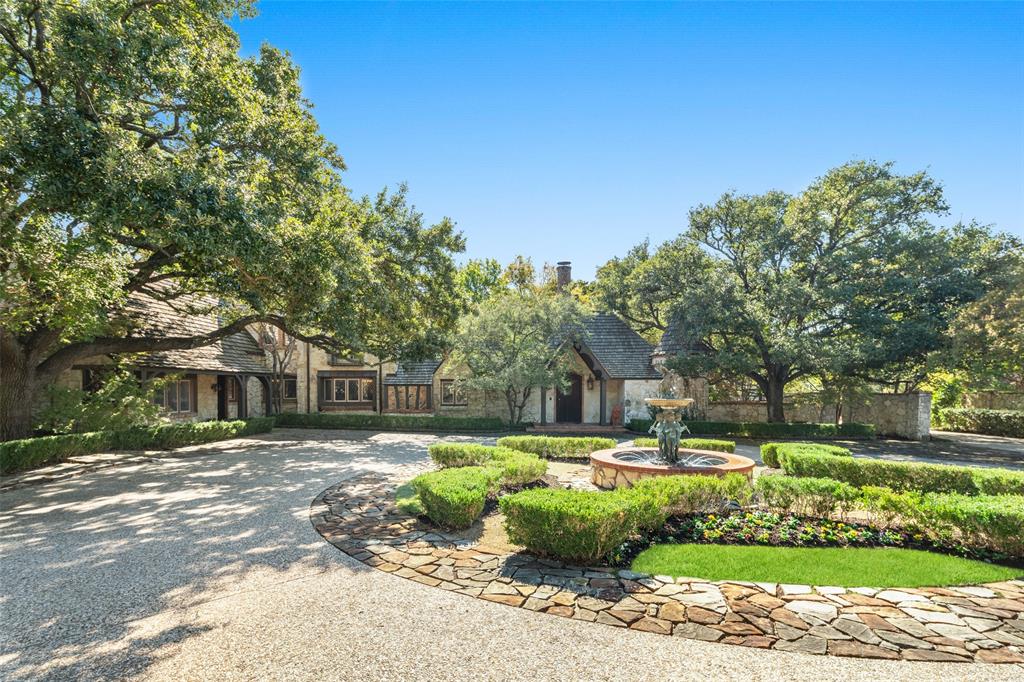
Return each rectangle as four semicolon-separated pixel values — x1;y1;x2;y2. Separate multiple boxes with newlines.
426;444;548;485
411;467;501;529
626;420;874;439
759;442;852;468
630;544;1021;587
274;412;517;432
935;408;1024;438
632;438;735;453
500;488;642;562
628;474;752;530
754;475;860;518
35;368;168;434
779;451;1024;496
496;435;617;459
449;290;588;423
0;417;274;474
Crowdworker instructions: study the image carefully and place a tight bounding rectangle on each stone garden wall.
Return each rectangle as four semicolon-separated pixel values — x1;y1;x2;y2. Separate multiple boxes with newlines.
707;392;933;441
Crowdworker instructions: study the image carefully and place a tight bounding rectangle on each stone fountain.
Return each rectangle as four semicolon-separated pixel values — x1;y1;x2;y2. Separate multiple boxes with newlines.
589;397;756;489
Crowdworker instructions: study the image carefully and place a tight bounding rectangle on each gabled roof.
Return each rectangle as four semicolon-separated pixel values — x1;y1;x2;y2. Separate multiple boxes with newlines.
652;314;685;357
384;359;442;385
580;313;661;380
122;293;271;375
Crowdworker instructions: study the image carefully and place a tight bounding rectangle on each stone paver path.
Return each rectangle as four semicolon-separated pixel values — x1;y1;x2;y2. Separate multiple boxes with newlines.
3;429;1023;681
312;470;1024;665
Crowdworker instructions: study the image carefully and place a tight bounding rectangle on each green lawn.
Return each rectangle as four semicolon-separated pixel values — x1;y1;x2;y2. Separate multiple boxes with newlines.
394;480;424;516
631;544;1022;587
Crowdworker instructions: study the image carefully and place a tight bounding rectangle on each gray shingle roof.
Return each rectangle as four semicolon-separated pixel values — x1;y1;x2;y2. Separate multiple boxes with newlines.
384;359;442;385
580;313;661;379
123;293;271;375
653;315;685;357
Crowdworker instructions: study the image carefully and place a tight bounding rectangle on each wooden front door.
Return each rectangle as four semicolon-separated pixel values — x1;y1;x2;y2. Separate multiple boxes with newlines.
556;373;583;423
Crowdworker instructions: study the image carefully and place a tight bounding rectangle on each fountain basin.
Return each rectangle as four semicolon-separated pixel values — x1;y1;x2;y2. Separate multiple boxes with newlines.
590;447;756;489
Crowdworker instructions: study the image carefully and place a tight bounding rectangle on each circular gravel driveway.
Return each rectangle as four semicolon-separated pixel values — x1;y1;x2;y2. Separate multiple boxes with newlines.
1;429;1020;681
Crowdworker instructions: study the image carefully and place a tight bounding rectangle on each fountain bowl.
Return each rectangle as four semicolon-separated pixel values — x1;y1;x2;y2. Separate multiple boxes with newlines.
590;446;755;490
643;398;695;410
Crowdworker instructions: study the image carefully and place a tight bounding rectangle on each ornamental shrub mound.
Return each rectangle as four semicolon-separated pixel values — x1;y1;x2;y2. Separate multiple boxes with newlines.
760;442;852;468
629;474;751;530
496;435;617;460
632;438;736;453
500;488;642;562
487;449;548;486
936;408;1024;438
755;475;859;519
780;451;1024;496
411;467;502;529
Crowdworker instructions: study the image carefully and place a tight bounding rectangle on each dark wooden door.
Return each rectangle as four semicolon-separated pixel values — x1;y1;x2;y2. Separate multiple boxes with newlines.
216;375;229;420
556;373;583;423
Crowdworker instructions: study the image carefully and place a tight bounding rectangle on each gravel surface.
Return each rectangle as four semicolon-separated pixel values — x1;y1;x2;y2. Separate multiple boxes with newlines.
1;428;1021;681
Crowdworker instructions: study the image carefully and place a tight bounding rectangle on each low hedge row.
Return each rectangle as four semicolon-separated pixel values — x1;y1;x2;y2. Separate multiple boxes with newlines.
760;442;852;468
427;443;548;486
632;438;736;453
754;475;860;518
626;419;875;439
936;408;1024;438
0;417;276;474
275;412;521;433
496;435;617;460
629;473;751;530
779;450;1024;496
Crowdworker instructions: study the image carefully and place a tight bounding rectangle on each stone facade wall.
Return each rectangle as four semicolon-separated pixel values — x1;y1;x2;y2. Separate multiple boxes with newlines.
654;367;709;417
965;391;1024;411
288;344;391;414
622;379;662;423
705;392;933;441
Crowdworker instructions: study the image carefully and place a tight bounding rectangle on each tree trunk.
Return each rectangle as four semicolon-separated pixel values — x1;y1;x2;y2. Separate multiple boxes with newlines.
0;337;39;441
764;374;786;423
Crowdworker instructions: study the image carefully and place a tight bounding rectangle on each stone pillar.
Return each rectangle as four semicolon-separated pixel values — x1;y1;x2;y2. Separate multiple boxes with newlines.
540;386;547;425
599;377;608;426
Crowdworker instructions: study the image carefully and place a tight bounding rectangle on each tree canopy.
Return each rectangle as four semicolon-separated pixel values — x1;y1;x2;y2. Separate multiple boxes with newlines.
597;161;1011;421
449;290;587;424
0;1;463;439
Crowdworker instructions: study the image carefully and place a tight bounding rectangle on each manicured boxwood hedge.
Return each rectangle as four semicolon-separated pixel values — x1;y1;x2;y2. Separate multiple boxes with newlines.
633;437;735;453
626;419;875;439
496;435;617;460
500;488;643;562
427;444;548;485
760;442;852;468
275;412;523;433
629;474;751;529
936;408;1024;438
779;450;1024;496
754;475;860;518
411;467;502;529
0;417;276;475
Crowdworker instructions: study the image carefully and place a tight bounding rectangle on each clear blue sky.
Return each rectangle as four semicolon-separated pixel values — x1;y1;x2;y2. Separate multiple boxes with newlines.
234;1;1024;279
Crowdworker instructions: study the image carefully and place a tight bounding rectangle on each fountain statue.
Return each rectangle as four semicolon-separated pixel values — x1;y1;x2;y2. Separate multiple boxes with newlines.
645;398;694;465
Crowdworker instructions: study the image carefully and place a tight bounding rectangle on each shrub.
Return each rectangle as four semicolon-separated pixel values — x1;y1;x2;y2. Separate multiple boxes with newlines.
275;412;519;433
487;449;548;486
755;475;859;518
633;438;736;453
428;443;502;468
411;467;501;529
937;408;1024;438
629;474;752;529
779;451;1024;496
760;442;852;468
394;480;425;516
0;417;275;475
627;420;875;439
496;435;617;460
915;492;1024;556
500;488;641;562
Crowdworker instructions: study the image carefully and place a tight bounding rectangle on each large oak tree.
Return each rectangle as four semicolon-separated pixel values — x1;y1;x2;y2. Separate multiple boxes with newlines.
0;1;463;439
597;161;1005;422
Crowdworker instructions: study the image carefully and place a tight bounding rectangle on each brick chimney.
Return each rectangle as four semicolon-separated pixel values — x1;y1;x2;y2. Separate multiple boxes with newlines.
556;261;572;292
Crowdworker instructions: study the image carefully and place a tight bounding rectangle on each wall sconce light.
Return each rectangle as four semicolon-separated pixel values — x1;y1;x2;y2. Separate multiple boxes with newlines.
586;376;594;390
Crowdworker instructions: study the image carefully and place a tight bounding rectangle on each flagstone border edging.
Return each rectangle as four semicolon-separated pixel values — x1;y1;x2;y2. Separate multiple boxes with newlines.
309;470;1024;664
